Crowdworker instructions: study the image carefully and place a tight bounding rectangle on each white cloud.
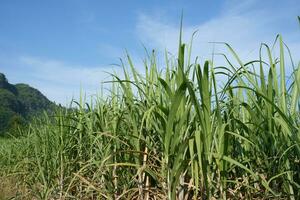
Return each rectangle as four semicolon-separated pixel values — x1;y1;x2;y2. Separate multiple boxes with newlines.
12;54;147;105
1;48;146;105
136;0;300;68
2;0;299;105
97;43;125;60
16;56;124;105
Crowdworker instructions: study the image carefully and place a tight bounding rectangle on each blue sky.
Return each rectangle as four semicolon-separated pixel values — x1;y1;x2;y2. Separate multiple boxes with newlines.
0;0;299;104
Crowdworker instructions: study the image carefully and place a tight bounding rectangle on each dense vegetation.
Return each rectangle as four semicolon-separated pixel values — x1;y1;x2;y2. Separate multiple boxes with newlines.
0;31;299;199
0;73;57;136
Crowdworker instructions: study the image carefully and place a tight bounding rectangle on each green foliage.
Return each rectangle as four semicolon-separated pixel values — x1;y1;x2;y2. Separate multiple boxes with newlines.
0;73;18;95
15;83;56;116
0;33;299;199
7;115;26;137
0;89;22;112
0;107;15;134
0;73;56;136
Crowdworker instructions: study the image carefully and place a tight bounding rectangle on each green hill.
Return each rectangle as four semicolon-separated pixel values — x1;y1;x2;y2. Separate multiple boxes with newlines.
0;73;57;135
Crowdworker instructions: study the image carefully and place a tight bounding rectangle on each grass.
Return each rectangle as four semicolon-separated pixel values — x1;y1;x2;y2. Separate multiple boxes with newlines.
0;28;299;199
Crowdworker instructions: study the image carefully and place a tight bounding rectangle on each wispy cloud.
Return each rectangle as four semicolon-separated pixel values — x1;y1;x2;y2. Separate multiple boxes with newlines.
1;0;298;105
20;56;110;85
1;49;145;105
136;0;300;66
97;43;125;60
13;56;123;104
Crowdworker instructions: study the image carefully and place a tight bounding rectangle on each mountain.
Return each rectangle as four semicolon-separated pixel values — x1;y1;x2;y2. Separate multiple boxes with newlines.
0;73;57;135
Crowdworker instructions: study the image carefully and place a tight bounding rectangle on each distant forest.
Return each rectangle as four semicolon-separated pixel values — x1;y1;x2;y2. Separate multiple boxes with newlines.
0;73;57;136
